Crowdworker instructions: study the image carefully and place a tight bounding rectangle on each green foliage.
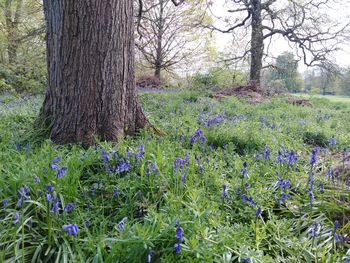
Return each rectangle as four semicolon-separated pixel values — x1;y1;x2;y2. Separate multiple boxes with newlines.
0;63;46;94
191;67;247;90
1;92;350;262
263;52;303;93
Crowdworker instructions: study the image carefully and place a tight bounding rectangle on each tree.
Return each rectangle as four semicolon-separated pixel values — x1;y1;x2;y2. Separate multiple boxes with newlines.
38;0;154;145
1;0;44;63
206;0;349;85
340;67;350;96
266;51;302;92
136;0;205;79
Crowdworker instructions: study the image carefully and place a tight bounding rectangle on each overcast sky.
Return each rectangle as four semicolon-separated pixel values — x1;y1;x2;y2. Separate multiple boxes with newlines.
210;0;350;71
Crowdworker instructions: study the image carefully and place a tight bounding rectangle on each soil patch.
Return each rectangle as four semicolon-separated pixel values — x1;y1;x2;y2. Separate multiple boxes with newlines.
214;83;266;104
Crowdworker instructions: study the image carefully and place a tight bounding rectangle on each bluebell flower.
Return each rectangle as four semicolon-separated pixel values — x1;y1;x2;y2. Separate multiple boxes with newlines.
255;151;261;159
318;182;324;193
147;249;155;263
221;184;228;197
240;162;247;177
242;257;251;263
38;190;43;196
64;203;75;213
176;226;184;241
262;145;271;159
308;222;319;237
334;232;344;242
46;193;54;202
51;198;60;213
276;150;284;163
242;195;256;206
328;136;336;146
146;161;159;176
113;187;119;198
334;220;340;229
117;217;127;231
62;224;79;236
236;187;241;196
18;186;30;200
310;148;318;166
34;176;40;183
13;212;20;225
135;144;145;160
85;219;91;227
308;188;315;202
101;148;109;162
277;193;290;204
56;166;67;178
2;199;9;206
16;198;23;208
45;184;55;193
286;150;297;167
116;159;131;173
23;142;30;151
174;243;181;254
256;207;262;217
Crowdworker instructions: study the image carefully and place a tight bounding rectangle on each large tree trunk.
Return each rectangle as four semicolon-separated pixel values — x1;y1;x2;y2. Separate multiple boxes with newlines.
249;0;264;86
39;0;148;145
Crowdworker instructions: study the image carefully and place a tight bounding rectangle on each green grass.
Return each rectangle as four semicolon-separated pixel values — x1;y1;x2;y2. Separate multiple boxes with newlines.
0;91;350;262
294;93;350;105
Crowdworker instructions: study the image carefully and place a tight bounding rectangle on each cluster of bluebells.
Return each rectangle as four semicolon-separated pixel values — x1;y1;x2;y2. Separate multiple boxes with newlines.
198;111;226;127
101;148;131;173
274;147;298;167
255;145;271;160
51;157;68;178
145;160;159;176
17;186;30;209
174;152;190;183
259;115;277;129
190;128;206;145
174;220;184;254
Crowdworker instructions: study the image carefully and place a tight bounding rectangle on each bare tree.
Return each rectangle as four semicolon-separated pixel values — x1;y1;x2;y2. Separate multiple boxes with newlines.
205;0;350;85
136;0;205;79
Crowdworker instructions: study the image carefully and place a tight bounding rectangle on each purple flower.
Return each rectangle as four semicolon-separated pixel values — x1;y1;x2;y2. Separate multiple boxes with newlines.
147;249;155;263
2;199;9;206
242;257;251;263
13;212;20;225
221;184;228;197
117;217;127;231
116;159;131;173
334;220;340;229
56;166;67;178
308;222;319;237
277;192;290;204
34;176;40;183
18;186;30;200
101;148;109;162
176;226;184;241
16;198;23;208
310;148;318;166
135;144;145;160
46;184;55;193
328;136;336;146
276;151;284;163
174;243;181;254
64;203;75;213
46;193;54;202
286;150;297;167
51;198;60;213
262;145;270;159
113;187;119;198
240;162;247;177
256;207;262;217
63;224;79;236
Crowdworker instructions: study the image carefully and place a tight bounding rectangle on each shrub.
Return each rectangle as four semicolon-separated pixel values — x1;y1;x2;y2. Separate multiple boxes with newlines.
136;75;161;88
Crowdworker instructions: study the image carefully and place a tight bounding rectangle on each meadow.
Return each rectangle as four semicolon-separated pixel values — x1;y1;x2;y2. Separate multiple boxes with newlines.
0;91;350;262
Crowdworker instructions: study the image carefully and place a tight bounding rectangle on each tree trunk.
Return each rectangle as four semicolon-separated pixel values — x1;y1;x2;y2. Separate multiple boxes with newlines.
4;0;23;64
39;0;148;145
249;0;264;86
154;0;165;80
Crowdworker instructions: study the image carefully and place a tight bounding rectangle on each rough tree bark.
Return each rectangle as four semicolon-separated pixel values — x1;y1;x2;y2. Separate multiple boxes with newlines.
39;0;149;145
249;0;263;86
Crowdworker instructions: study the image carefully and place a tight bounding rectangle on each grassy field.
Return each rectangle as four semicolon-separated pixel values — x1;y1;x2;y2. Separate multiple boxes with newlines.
1;91;350;262
294;93;350;105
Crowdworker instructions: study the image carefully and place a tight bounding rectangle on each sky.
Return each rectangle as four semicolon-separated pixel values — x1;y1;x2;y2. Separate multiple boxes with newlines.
210;0;350;71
